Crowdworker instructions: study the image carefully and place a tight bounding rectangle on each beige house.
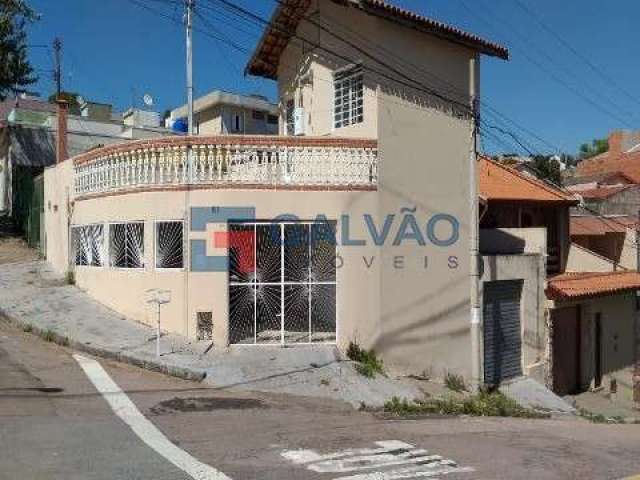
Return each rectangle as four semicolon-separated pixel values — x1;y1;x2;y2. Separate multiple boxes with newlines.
480;158;640;397
169;90;278;136
44;0;515;384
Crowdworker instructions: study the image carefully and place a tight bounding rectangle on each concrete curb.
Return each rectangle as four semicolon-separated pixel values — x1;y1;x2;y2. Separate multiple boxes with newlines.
0;310;207;383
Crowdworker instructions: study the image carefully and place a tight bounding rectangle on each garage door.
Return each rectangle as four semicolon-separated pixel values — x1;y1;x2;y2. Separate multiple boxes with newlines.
483;280;523;386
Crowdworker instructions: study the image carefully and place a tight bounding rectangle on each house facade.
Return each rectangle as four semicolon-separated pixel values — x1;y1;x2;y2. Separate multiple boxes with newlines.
480;158;640;396
44;0;512;383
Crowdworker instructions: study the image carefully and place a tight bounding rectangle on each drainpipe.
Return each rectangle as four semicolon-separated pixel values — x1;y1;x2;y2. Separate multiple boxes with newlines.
469;55;482;391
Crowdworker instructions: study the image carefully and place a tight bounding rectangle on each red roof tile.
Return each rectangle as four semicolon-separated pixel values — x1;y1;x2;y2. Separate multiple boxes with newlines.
479;157;578;203
246;0;509;80
577;185;632;200
570;215;632;236
546;271;640;301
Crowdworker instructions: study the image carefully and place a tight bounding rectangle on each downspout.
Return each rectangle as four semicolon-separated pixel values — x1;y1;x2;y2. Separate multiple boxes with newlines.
634;211;640;403
469;55;482;391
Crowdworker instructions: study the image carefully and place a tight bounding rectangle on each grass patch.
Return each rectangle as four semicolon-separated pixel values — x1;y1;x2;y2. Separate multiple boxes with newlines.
347;342;384;378
65;270;75;285
320;378;330;386
444;372;467;392
384;392;549;419
21;323;33;333
578;408;625;424
41;329;55;342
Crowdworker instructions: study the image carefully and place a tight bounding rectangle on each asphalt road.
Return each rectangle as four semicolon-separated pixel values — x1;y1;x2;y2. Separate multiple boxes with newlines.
1;320;640;480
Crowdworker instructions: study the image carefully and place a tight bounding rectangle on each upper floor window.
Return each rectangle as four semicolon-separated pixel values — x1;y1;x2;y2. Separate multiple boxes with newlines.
252;110;265;121
334;65;364;129
267;114;279;125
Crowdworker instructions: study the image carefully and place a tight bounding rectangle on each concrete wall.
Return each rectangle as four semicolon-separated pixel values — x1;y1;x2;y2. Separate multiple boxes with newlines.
273;0;478;377
566;242;619;273
44;161;381;354
480;227;546;255
578;294;637;391
481;253;547;383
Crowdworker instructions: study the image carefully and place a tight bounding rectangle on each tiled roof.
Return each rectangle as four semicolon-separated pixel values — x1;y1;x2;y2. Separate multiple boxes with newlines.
479;157;578;203
246;0;509;80
546;271;640;301
570;215;633;236
574;150;640;183
0;98;56;121
578;185;632;200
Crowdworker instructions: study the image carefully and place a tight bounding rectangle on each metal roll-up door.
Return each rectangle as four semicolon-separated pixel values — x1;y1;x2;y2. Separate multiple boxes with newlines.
483;280;523;386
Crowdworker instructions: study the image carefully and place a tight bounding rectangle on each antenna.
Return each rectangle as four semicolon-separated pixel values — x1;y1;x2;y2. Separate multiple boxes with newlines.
143;93;154;108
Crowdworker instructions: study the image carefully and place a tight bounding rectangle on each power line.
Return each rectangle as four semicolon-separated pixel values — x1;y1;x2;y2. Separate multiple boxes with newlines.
512;0;640;110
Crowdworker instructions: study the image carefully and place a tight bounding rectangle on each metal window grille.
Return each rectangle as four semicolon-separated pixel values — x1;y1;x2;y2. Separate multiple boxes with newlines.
72;224;105;267
155;221;184;269
197;312;213;341
229;221;337;345
109;222;144;269
334;65;364;129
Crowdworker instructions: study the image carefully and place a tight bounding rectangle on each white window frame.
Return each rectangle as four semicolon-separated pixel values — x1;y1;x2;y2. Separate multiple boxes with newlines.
154;220;185;271
333;63;364;130
108;221;146;270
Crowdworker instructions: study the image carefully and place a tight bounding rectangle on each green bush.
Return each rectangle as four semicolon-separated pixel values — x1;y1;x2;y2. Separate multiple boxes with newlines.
65;270;75;285
444;372;467;392
384;392;549;419
347;342;384;378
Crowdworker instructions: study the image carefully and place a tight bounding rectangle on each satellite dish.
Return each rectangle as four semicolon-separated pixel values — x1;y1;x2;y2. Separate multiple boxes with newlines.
143;93;154;107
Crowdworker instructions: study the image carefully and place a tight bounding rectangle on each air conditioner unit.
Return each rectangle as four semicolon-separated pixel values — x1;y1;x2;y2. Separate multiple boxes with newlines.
293;107;306;136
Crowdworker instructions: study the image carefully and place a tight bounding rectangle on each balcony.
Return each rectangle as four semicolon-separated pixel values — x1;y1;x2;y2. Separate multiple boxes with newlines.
73;135;378;196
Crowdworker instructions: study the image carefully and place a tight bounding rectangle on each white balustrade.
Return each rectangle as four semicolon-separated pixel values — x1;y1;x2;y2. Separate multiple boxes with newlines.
73;138;378;195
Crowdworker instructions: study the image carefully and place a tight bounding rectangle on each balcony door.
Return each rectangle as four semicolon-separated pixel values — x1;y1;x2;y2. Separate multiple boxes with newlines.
228;221;337;345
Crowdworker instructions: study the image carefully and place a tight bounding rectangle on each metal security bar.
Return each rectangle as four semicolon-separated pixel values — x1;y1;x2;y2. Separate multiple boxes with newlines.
72;224;105;267
228;221;337;346
109;222;145;269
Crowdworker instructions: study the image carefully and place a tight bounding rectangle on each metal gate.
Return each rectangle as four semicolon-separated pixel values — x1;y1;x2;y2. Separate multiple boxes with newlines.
483;280;523;385
228;221;337;345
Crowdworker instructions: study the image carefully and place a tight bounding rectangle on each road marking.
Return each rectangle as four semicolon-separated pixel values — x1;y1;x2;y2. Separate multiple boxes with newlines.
73;354;232;480
282;441;474;479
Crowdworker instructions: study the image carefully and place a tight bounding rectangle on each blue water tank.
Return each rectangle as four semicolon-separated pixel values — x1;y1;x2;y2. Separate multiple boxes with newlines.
172;118;188;133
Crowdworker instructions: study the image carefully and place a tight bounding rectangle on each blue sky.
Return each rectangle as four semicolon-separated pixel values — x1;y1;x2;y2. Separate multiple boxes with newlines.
25;0;640;156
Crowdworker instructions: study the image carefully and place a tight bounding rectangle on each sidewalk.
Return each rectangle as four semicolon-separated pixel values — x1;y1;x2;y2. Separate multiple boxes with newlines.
0;250;421;408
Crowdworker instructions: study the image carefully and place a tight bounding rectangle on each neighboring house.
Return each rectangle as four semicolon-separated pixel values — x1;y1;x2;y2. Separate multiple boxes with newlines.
570;185;640;217
43;0;510;385
569;215;637;271
574;130;640;182
0;96;176;246
480;158;640;396
169;90;279;135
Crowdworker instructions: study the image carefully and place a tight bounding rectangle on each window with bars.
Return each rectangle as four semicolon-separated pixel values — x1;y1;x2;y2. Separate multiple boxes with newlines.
155;221;184;269
334;65;364;129
72;225;105;267
110;222;145;269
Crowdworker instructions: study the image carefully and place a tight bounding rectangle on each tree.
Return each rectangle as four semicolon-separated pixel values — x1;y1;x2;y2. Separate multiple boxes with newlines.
0;0;37;100
530;155;562;186
579;138;609;159
48;91;81;115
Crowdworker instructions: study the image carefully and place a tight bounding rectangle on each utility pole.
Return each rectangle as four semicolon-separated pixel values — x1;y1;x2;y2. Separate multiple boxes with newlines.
53;37;62;99
186;0;194;135
469;57;482;392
